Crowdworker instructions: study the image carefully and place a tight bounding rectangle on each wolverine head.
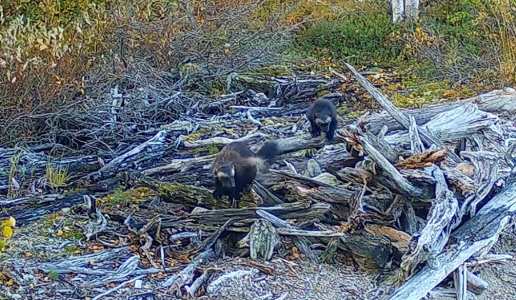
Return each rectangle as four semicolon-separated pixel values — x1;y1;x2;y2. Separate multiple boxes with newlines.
315;114;332;133
216;164;236;188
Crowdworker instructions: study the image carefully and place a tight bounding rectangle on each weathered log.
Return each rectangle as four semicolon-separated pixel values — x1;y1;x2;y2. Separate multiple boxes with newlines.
95;130;168;175
465;254;513;267
342;63;462;163
141;132;345;179
427;288;478;300
386;177;516;300
364;87;516;135
182;132;268;148
249;219;279;260
0;191;88;226
340;125;426;198
341;228;393;271
408;115;424;154
384;103;503;146
395;166;459;283
37;247;130;273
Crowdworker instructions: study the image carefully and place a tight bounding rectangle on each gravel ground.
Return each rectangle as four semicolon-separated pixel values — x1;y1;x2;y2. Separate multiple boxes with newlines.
201;255;388;300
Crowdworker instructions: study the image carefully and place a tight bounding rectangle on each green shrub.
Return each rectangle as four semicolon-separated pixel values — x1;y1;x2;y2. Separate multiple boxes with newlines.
296;7;403;65
421;0;484;55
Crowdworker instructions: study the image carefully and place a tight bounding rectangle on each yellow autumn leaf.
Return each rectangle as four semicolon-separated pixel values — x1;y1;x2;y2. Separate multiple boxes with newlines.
2;226;13;238
1;217;15;227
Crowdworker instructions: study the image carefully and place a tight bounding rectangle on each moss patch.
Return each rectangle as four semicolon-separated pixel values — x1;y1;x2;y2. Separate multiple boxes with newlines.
97;187;154;209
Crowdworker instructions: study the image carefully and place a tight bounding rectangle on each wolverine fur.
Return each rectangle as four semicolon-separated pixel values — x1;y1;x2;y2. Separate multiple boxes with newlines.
306;98;338;141
212;141;278;206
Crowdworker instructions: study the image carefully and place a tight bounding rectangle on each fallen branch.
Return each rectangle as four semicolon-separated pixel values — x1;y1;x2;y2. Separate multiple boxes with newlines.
91;275;146;300
342;63;462;164
161;249;215;288
183;132;268;148
96;130;168;175
386;177;516;300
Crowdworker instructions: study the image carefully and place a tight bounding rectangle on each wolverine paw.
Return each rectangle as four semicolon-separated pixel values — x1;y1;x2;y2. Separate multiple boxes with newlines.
310;131;321;138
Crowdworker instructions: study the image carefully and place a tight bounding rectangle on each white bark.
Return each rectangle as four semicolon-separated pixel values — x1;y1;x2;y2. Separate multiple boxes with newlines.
391;0;405;23
406;0;420;22
391;0;420;23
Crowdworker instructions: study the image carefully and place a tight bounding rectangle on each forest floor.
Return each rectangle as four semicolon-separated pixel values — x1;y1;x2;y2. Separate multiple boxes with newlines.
1;67;516;300
1;213;515;299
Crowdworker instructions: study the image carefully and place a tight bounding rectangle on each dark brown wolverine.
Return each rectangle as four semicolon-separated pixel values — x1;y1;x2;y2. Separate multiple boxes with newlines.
306;98;338;141
212;141;278;207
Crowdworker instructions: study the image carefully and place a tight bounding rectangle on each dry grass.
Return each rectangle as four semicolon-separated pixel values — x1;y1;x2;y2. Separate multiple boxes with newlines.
0;0;307;148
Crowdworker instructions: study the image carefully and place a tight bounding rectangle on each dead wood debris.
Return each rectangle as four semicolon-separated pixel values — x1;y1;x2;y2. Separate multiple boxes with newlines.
1;66;516;299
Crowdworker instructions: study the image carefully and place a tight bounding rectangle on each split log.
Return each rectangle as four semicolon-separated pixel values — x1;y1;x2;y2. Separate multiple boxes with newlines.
386;177;516;300
256;210;318;261
364;87;516;135
249;219;279;260
395;166;459;283
458;151;500;219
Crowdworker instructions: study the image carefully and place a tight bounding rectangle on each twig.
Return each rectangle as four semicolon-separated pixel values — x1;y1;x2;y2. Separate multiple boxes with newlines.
96;130;168;174
91;275;146;300
465;254;513;267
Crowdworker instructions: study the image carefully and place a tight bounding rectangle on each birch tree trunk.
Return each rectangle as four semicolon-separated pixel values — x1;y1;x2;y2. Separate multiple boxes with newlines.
391;0;405;23
391;0;420;23
405;0;420;22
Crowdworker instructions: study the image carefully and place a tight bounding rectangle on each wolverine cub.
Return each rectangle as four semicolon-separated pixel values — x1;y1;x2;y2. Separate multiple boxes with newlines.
212;141;278;207
306;98;338;141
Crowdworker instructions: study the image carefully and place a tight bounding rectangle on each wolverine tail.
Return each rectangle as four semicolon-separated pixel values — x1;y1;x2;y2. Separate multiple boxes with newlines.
256;141;278;166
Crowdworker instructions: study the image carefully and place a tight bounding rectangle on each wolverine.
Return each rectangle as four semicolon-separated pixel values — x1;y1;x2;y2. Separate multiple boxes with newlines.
306;98;338;141
212;140;278;207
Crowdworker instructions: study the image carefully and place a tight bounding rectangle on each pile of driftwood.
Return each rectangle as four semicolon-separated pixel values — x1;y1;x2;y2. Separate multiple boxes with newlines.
1;62;516;299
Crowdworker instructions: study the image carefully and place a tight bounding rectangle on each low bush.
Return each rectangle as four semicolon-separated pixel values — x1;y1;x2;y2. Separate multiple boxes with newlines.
0;0;300;147
295;2;404;65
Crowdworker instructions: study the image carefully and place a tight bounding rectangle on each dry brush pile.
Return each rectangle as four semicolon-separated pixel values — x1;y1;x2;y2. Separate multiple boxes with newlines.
0;62;516;299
